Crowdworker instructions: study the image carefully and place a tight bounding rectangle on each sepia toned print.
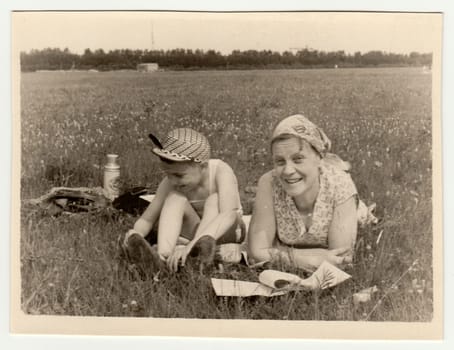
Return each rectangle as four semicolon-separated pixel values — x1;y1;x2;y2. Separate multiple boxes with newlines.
11;11;442;339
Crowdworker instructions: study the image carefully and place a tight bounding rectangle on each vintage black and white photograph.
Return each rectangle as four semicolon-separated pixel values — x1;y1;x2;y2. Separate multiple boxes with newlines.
11;10;442;338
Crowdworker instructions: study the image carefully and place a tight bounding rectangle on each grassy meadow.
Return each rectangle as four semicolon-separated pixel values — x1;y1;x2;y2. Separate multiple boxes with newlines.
19;67;433;321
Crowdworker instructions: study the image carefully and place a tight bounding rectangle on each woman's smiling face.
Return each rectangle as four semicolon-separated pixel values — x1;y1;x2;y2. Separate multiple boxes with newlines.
272;136;321;197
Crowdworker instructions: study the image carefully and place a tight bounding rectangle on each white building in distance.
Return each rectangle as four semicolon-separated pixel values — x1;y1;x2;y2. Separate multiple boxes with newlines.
137;63;159;72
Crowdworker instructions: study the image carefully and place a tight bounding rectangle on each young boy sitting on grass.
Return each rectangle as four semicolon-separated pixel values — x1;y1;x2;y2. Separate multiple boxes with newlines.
121;128;245;274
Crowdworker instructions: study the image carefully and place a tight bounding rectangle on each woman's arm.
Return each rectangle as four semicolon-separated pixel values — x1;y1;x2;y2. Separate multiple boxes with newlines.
248;172;355;271
248;172;277;262
328;196;358;253
131;177;173;237
273;247;351;272
275;197;357;271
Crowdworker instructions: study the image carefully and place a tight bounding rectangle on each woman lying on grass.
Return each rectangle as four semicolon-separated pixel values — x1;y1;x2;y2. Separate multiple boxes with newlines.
248;115;358;272
121;128;245;274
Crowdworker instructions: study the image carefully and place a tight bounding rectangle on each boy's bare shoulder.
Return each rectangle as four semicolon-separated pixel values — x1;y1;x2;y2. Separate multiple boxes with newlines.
215;159;235;173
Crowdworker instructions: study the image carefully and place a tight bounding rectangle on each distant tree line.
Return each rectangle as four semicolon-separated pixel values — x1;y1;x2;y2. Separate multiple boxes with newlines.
20;47;433;72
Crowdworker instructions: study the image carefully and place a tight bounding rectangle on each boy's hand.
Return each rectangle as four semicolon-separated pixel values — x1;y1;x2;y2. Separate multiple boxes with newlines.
167;245;190;272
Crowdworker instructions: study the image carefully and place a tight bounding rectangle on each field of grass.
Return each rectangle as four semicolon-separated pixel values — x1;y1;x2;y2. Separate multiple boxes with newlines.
19;67;433;321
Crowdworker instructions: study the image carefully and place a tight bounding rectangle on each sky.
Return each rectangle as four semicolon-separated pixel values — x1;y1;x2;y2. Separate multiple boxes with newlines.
13;11;441;55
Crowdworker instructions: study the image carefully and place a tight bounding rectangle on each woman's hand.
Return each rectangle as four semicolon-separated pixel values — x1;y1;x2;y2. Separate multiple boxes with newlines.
166;245;191;272
289;246;352;272
323;247;352;265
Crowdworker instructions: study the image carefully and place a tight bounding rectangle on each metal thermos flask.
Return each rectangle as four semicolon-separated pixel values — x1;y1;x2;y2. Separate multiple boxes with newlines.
103;154;120;200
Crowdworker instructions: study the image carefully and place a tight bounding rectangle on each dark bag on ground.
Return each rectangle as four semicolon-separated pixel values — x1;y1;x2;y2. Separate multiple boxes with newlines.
112;187;152;215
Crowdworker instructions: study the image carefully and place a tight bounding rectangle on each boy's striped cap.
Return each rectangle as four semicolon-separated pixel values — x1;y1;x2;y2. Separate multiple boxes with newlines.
149;128;211;163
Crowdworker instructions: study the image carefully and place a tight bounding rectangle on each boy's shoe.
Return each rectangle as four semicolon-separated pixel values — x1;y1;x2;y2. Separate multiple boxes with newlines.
189;235;216;273
124;233;162;276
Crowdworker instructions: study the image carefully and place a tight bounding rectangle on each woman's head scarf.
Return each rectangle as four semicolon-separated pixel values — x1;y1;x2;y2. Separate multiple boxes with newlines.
272;114;331;157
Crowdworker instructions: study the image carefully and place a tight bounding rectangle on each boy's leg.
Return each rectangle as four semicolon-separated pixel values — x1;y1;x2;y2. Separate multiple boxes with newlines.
216;212;245;244
144;219;159;246
157;191;199;258
182;194;245;271
194;193;243;243
195;193;220;236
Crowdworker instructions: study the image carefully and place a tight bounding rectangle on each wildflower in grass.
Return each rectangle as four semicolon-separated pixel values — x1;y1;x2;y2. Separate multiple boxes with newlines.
376;230;384;244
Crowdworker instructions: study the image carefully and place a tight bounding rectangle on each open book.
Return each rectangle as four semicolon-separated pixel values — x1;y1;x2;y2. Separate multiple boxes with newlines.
211;261;351;297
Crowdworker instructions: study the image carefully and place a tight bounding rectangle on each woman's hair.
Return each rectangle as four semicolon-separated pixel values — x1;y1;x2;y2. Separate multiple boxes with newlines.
271;133;321;158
